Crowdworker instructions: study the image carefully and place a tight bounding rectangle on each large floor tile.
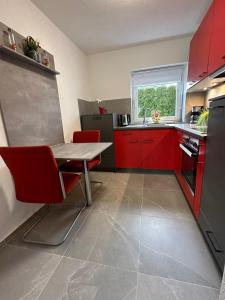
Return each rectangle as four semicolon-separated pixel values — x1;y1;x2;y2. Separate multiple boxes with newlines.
65;211;140;271
142;188;192;220
137;273;220;300
139;216;221;288
38;257;137;300
92;172;143;215
93;184;143;215
0;244;61;300
91;171;144;189
144;174;180;190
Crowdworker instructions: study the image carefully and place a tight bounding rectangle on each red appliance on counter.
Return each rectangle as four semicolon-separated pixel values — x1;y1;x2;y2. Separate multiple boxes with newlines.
175;131;206;218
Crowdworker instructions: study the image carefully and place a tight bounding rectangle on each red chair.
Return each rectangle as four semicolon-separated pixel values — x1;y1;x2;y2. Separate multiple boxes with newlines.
61;130;102;188
0;145;86;246
62;130;101;172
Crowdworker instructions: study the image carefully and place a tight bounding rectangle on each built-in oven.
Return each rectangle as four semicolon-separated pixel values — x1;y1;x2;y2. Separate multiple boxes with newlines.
179;135;199;195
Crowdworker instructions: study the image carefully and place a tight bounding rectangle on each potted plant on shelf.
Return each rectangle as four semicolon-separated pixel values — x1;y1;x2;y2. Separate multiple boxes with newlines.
23;36;40;61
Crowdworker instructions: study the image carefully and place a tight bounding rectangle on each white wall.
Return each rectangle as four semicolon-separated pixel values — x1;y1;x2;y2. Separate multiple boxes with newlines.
0;0;90;242
88;36;191;100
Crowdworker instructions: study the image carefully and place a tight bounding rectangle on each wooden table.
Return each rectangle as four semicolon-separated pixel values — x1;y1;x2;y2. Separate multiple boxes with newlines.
51;143;112;205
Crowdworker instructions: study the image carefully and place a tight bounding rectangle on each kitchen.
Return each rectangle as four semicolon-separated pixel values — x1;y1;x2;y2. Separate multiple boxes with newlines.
0;0;225;299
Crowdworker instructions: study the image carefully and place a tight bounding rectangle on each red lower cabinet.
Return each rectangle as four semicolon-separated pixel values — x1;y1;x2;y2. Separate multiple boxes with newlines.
194;141;206;217
114;129;175;170
114;130;141;168
175;131;206;218
141;130;175;170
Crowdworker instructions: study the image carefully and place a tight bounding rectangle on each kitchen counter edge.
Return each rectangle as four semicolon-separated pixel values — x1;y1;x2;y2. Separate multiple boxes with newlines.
114;124;207;139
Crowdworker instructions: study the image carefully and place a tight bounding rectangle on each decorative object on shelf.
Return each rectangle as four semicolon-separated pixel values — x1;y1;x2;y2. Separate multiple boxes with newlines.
97;99;107;114
0;20;59;75
197;109;209;126
5;28;17;50
0;45;60;75
42;50;49;67
23;36;40;62
36;52;42;64
152;111;160;123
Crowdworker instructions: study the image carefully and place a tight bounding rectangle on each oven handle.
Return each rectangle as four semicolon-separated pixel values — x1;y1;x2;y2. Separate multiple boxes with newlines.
179;143;197;158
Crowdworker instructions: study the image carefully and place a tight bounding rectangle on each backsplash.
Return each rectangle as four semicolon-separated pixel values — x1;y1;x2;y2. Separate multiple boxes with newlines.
185;92;206;123
78;98;131;116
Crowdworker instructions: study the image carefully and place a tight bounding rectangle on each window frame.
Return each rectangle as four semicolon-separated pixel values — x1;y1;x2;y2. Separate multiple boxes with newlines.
131;64;187;124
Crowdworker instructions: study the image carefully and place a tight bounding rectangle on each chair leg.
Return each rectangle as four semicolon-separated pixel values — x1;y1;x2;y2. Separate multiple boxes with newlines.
22;181;87;246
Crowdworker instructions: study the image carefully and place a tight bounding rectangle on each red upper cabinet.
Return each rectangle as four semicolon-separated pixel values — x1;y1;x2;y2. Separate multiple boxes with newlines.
208;0;225;74
188;34;200;82
188;2;214;82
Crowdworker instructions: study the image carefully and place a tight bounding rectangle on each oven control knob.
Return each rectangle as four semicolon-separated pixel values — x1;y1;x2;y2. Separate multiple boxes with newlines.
183;136;190;142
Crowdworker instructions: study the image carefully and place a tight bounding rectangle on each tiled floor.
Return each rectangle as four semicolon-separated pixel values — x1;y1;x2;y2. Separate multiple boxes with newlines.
0;172;221;300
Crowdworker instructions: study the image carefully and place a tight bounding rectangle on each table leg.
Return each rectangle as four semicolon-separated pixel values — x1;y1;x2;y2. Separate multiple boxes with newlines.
83;160;92;206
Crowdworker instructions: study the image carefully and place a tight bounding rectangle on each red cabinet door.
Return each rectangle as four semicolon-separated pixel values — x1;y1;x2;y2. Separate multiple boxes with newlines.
188;2;214;82
174;130;183;172
114;130;141;168
188;33;200;82
141;129;175;170
208;0;225;73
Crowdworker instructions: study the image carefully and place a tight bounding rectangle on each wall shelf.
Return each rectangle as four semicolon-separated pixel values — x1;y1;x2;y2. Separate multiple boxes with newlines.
0;45;60;75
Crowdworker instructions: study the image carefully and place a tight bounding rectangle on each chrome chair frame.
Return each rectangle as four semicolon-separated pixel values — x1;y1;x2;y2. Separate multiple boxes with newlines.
23;172;87;246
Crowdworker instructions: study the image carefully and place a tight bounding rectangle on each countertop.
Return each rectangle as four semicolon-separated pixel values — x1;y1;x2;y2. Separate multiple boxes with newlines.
114;123;207;138
51;142;112;160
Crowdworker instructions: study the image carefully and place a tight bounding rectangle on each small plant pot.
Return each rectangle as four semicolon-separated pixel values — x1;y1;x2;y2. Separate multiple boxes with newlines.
26;50;38;61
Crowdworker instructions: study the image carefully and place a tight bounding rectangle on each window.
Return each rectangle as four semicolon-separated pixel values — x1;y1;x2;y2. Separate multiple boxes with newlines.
131;64;186;123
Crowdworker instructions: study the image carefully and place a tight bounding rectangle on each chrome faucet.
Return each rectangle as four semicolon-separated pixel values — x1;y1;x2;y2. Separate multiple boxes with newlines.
143;108;151;125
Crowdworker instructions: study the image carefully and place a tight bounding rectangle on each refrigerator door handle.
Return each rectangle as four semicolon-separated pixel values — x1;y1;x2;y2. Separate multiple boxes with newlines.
206;231;223;253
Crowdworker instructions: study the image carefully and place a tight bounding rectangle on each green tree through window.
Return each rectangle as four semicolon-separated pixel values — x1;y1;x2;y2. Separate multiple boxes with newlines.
137;84;177;118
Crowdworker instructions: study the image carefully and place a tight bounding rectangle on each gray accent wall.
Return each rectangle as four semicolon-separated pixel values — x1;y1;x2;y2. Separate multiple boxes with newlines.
78;98;131;116
0;54;64;146
0;21;64;146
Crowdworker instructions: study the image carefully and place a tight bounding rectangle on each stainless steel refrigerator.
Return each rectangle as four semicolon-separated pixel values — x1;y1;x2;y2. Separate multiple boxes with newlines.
199;95;225;272
80;113;117;171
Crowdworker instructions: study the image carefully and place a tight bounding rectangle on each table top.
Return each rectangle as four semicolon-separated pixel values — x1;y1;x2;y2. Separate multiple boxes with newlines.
51;142;112;161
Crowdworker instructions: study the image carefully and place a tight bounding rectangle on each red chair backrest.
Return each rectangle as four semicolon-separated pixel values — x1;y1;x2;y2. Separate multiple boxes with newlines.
73;130;100;143
0;146;64;204
73;130;101;163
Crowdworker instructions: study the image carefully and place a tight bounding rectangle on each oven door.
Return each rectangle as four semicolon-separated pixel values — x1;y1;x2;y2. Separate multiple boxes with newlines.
180;143;198;194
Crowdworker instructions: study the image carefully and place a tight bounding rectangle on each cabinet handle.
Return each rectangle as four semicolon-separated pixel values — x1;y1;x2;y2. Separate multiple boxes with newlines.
222;55;225;59
199;72;207;78
123;133;132;136
129;139;138;144
92;117;102;120
143;140;154;143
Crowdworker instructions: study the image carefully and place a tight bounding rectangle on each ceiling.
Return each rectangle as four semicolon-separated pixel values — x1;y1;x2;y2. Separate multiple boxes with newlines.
31;0;212;55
